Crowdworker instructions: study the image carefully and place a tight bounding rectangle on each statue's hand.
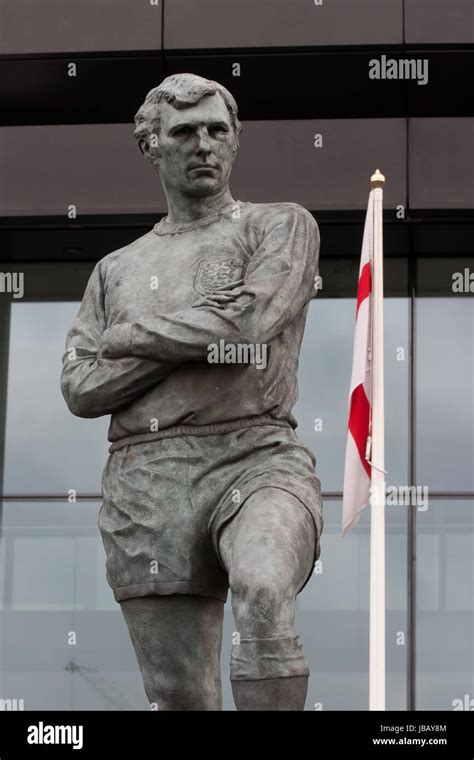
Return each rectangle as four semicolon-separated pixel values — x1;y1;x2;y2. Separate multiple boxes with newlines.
99;323;132;358
193;290;236;309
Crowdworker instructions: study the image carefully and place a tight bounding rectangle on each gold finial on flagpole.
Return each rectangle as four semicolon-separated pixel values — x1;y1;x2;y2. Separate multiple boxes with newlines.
370;169;386;188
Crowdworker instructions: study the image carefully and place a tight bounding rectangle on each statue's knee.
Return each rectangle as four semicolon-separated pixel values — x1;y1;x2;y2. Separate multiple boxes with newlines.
143;665;221;710
231;572;294;634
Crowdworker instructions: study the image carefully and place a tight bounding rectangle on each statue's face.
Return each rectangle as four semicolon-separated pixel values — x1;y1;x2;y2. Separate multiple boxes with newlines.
151;93;237;197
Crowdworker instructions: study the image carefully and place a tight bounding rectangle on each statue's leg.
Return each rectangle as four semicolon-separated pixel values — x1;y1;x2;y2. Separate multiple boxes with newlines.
218;486;316;711
119;594;224;711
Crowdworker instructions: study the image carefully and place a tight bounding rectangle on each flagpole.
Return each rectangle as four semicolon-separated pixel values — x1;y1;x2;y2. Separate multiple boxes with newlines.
369;169;386;710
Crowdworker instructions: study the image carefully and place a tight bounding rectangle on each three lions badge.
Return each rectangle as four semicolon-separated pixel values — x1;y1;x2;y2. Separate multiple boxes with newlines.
194;259;245;296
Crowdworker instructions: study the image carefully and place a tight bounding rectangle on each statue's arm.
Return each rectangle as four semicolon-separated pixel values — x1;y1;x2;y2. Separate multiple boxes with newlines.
60;261;179;418
101;205;320;363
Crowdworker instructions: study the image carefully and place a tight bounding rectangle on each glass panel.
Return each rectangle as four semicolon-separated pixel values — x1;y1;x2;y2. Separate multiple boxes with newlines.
0;501;147;710
416;499;474;710
416;259;474;491
293;500;407;711
1;497;407;711
3;301;109;495
417;534;441;611
295;294;410;492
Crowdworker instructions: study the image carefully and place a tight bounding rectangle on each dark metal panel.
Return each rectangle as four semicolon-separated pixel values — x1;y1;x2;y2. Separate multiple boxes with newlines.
410;118;474;209
0;119;405;216
165;0;403;48
1;50;473;127
405;0;474;44
0;124;168;217
230;118;407;210
0;0;162;54
0;56;165;127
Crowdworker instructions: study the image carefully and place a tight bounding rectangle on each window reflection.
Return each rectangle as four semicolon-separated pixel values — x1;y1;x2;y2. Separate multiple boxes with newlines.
0;500;147;710
4;301;109;494
0;256;471;712
416;500;474;710
295;297;410;491
416;258;474;493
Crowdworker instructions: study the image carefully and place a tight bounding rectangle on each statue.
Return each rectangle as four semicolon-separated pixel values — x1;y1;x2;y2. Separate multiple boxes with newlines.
61;73;324;711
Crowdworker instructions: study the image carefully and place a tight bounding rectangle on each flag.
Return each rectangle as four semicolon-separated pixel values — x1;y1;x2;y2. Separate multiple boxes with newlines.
342;191;374;534
342;171;386;710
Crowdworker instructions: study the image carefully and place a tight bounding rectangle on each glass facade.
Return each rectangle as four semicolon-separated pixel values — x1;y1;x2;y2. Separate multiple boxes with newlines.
1;250;470;711
413;257;474;710
415;499;474;709
1;0;472;716
3;300;109;495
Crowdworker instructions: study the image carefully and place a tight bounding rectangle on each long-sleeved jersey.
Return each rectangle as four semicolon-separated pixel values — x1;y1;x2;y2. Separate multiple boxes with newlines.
60;200;320;452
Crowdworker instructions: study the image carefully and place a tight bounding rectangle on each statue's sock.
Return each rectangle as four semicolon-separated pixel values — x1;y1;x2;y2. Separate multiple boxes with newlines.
231;675;309;711
230;633;310;710
230;633;309;679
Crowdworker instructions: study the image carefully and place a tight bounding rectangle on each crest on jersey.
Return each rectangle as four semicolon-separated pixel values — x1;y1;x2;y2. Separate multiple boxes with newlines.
194;259;245;295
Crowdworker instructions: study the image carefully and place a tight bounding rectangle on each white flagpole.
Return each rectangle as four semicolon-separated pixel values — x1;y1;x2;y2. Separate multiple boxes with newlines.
369;169;386;710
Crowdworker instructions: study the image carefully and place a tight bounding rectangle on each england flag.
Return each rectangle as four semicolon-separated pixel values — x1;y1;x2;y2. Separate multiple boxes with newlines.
342;191;374;534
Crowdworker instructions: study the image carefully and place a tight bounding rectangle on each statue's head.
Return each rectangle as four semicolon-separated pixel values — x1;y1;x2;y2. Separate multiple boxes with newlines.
134;73;242;198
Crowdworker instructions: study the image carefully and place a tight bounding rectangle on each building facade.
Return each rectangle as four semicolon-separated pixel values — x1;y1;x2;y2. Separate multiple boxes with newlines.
0;0;473;710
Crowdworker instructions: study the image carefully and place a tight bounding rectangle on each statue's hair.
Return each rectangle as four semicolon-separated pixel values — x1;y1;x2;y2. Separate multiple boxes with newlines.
134;73;242;151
